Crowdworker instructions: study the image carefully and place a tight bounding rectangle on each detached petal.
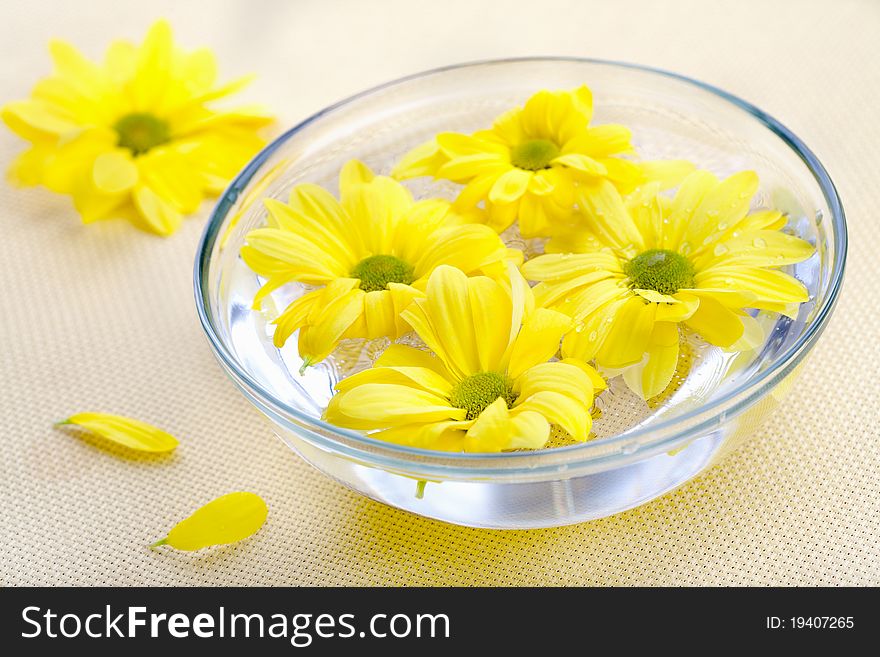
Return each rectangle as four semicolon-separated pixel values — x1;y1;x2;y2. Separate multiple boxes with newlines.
154;492;268;551
57;412;178;452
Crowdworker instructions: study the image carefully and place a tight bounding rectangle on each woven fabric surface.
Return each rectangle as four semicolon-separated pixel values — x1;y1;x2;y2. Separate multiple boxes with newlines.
1;0;878;586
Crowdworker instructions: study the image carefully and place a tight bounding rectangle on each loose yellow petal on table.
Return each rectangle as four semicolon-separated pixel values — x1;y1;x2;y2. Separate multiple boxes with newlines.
152;492;268;551
55;412;179;452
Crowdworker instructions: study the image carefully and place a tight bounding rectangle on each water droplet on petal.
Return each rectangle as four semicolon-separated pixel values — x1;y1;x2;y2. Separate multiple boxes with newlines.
588;330;598;341
680;241;692;255
717;221;728;230
707;209;720;218
713;243;729;256
753;237;767;248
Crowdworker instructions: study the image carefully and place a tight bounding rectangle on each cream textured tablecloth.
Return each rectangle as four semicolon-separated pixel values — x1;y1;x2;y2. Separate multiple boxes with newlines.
1;0;878;586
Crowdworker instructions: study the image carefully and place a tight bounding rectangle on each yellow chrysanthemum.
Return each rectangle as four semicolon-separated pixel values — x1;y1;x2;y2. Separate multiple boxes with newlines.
242;161;515;367
2;20;272;235
393;85;691;238
522;171;815;399
325;265;605;453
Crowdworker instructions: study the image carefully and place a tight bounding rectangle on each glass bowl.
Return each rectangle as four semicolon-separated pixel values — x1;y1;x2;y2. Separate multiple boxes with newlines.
194;58;846;529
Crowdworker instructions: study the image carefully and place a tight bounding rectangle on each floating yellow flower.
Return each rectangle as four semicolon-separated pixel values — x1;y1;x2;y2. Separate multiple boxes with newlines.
56;412;179;452
325;265;605;452
393;85;691;238
2;20;272;235
522;172;814;399
152;492;268;551
242;160;514;367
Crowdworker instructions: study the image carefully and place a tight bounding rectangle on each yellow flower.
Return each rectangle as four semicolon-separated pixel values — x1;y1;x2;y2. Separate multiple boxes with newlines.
325;265;605;453
522;171;815;399
242;160;515;367
56;412;179;452
393;85;691;238
2;20;272;235
152;492;268;551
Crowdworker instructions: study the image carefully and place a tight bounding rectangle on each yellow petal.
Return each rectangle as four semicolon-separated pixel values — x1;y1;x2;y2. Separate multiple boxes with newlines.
468;275;513;372
339;159;375;195
57;412;178;453
297;288;364;360
522;252;619;282
663;170;719;251
559;357;606;392
684;294;745;347
287;183;350;237
532;270;618;309
371;420;471;451
92;150;138;193
638;159;696;189
335;383;464;425
656;292;700;322
342;175;412;255
696;267;809;304
263;198;355;269
624;322;680;399
131;20;173;111
392;139;448;179
438;153;508;181
513;391;590;442
1;99;78;140
515;361;594;404
561;297;626;362
488;168;531;203
374;344;448;375
576;178;645;252
553;153;608;176
737;210;786;232
132;184;183;236
507;411;552;450
362;289;398;338
154;492;268;551
463;397;515;452
412;265;481;378
335;365;453;397
684;171;758;251
507;308;572;379
704;230;814;267
564;124;633;157
245;227;349;282
270;286;325;346
595;296;656;368
412;224;506;278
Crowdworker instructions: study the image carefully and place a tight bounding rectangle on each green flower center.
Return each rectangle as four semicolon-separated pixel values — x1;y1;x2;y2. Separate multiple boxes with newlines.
449;372;517;421
624;249;696;295
510;139;560;171
114;113;171;155
350;255;414;292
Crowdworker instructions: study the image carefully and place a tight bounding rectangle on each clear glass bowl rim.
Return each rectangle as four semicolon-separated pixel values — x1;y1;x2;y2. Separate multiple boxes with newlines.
194;56;847;476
